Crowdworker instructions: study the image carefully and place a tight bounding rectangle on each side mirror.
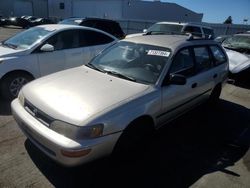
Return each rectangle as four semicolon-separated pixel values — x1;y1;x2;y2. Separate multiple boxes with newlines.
143;29;147;33
40;44;54;52
168;74;187;85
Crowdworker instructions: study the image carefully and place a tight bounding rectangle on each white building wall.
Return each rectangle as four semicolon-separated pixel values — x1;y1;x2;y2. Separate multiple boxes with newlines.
48;0;202;22
72;0;122;19
122;0;203;22
0;0;48;18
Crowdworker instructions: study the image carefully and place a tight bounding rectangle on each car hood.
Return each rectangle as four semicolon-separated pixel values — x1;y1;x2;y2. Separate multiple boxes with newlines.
23;66;149;126
225;48;250;74
0;46;26;58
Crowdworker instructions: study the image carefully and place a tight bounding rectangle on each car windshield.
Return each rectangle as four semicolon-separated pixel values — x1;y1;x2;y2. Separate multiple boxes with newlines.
88;41;171;84
222;35;250;50
2;27;53;50
147;23;183;34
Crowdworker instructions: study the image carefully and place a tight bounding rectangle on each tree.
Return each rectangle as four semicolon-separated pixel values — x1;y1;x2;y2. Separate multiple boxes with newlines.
224;16;232;24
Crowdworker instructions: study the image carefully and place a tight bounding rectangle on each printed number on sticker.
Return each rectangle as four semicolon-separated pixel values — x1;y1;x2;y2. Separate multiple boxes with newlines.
147;50;170;57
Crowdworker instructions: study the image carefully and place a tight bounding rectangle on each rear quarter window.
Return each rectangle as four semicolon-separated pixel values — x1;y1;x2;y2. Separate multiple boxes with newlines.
210;46;227;66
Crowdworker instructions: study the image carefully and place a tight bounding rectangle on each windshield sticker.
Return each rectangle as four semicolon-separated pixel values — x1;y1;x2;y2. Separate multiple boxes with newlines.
147;50;170;57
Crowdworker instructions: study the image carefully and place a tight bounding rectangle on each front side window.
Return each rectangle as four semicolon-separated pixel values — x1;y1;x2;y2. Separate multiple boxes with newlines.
2;27;53;50
193;47;212;72
169;48;194;77
88;41;171;84
210;46;227;65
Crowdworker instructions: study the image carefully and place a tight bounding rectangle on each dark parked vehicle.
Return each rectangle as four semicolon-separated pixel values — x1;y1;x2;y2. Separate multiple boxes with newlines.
0;17;7;26
5;17;32;28
58;17;82;25
59;17;125;39
30;18;54;26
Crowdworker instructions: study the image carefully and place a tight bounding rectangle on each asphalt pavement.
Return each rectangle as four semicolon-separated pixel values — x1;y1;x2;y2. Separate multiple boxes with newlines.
0;27;249;188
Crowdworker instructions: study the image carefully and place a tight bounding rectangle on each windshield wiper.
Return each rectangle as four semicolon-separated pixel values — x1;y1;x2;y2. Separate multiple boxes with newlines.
104;70;136;82
2;42;17;49
85;63;105;73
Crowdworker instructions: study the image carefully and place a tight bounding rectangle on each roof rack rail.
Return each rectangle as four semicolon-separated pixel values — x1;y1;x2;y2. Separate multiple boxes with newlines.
186;33;213;41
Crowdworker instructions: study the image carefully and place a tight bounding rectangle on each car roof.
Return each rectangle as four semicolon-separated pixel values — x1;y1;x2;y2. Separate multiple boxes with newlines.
36;24;118;40
154;22;213;29
83;17;118;23
37;24;84;30
123;34;217;50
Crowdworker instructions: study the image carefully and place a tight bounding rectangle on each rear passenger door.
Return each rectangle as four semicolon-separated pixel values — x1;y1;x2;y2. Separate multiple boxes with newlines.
209;45;228;83
64;29;116;69
62;29;85;69
191;46;216;102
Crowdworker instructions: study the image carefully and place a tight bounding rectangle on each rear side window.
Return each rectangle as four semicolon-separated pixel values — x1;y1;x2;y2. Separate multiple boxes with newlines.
193;47;212;72
79;30;114;47
46;30;80;50
210;46;227;65
170;48;195;77
183;26;202;37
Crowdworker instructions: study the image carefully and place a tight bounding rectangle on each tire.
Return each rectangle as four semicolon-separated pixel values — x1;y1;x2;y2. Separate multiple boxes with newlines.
208;84;221;104
112;119;154;161
0;73;33;100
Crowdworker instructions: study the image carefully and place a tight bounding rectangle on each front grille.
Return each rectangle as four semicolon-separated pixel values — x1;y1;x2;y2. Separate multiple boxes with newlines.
24;99;54;127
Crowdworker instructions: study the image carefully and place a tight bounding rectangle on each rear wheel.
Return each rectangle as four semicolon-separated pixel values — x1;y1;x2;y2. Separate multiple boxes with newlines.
112;118;155;161
209;84;221;104
0;72;33;100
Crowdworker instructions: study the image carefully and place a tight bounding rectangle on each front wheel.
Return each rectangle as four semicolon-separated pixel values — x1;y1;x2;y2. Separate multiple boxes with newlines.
0;73;33;100
112;119;154;161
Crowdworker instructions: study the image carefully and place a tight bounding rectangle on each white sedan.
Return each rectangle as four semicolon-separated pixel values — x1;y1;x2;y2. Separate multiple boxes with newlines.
222;34;250;74
0;24;117;99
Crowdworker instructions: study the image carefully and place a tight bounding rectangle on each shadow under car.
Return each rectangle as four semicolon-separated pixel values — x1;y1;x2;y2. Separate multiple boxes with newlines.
25;99;250;188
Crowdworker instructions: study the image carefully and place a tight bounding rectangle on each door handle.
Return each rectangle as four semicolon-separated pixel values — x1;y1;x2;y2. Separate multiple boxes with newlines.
213;74;218;79
191;83;197;88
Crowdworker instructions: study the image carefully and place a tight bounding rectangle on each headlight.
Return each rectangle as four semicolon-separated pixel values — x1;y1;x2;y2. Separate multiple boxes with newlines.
50;120;104;140
18;90;25;106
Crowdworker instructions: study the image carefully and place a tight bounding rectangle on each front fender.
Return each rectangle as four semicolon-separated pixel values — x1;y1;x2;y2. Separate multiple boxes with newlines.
83;89;161;136
0;55;40;79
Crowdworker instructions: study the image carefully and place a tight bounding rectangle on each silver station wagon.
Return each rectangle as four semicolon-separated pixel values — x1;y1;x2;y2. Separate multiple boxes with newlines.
12;34;228;166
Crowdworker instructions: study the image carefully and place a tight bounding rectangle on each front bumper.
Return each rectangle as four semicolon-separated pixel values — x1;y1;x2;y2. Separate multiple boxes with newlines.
11;99;121;166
